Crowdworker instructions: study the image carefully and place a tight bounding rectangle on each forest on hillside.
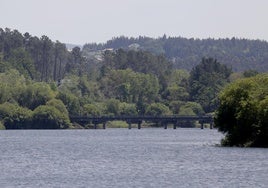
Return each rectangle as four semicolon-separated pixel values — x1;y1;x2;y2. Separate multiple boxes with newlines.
83;35;268;72
0;28;262;129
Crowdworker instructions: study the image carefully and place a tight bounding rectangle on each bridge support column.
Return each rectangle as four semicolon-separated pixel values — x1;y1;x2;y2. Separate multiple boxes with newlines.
94;123;97;129
173;123;177;129
163;122;167;129
200;121;204;129
128;122;132;129
138;122;141;129
103;122;106;129
210;122;213;129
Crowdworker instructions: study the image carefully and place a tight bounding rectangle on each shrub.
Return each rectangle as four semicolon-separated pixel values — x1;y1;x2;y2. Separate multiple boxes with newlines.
215;74;268;147
0;121;6;130
32;105;71;129
0;102;32;129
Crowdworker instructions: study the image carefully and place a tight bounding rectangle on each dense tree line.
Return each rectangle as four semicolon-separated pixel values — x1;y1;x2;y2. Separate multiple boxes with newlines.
0;28;84;81
189;58;232;112
0;70;71;129
0;28;249;130
100;49;172;91
83;35;268;72
1;28;268;147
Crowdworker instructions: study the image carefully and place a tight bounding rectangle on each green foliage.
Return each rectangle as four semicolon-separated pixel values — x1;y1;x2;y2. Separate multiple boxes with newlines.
179;102;204;116
0;97;71;129
0;61;12;73
77;75;102;100
0;68;73;129
243;69;259;78
189;57;232;113
0;28;71;81
57;91;80;116
8;48;37;79
46;99;69;116
215;74;268;147
66;47;84;75
119;102;137;116
106;121;129;128
18;82;56;110
100;69;160;104
145;103;171;116
6;28;268;131
0;69;26;103
84;35;268;72
169;100;184;114
32;105;71;129
169;101;204;115
83;103;106;116
0;121;5;130
105;99;121;116
0;102;32;129
101;49;171;90
164;84;189;101
163;69;190;102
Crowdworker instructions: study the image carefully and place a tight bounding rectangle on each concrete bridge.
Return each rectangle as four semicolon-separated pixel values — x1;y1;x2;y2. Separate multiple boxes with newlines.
70;115;214;129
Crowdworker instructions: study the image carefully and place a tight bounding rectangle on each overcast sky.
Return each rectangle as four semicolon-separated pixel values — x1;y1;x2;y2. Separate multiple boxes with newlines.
1;0;268;44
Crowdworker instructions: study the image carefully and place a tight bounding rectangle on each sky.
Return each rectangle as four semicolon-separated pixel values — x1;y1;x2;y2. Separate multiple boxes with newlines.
1;0;268;45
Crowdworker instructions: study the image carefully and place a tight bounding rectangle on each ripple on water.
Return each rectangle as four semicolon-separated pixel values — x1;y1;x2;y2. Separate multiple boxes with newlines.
0;129;267;188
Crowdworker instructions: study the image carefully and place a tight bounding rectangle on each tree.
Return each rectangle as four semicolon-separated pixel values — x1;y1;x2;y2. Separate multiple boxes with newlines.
119;102;137;116
66;46;84;76
215;74;268;147
32;105;71;129
100;69;160;104
179;102;204;116
83;103;106;116
162;67;190;102
0;121;5;130
0;102;32;129
101;49;172;91
145;103;171;116
105;98;120;116
8;48;36;79
0;69;26;103
57;91;80;116
46;99;69;116
53;41;67;81
0;28;24;60
18;82;56;110
243;69;259;78
39;35;53;81
84;35;268;72
189;57;232;113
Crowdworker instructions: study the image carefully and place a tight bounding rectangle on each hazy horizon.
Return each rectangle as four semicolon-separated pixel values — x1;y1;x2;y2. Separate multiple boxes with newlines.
1;0;268;45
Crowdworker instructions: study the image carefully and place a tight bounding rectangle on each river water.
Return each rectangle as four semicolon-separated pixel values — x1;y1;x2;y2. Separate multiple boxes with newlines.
0;128;267;188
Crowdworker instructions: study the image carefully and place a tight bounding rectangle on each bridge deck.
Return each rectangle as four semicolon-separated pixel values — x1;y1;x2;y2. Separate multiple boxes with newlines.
70;115;214;129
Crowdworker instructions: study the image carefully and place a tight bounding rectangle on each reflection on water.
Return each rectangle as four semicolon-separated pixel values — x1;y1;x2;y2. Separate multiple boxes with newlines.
0;128;267;188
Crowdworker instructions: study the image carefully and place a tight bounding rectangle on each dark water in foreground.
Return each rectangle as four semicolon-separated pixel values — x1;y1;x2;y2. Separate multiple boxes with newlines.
0;128;267;188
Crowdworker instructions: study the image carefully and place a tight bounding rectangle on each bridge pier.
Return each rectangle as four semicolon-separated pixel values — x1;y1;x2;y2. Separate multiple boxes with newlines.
200;121;204;129
138;122;141;129
163;122;167;129
70;115;214;130
210;121;213;129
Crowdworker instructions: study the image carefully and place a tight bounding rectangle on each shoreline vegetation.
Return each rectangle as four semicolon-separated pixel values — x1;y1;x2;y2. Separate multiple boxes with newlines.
0;28;268;147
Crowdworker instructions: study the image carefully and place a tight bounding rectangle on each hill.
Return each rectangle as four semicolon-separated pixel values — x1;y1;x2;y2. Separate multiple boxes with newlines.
0;28;258;129
83;36;268;72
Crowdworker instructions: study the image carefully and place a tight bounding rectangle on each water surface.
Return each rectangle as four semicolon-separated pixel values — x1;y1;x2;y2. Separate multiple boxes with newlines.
0;128;267;188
